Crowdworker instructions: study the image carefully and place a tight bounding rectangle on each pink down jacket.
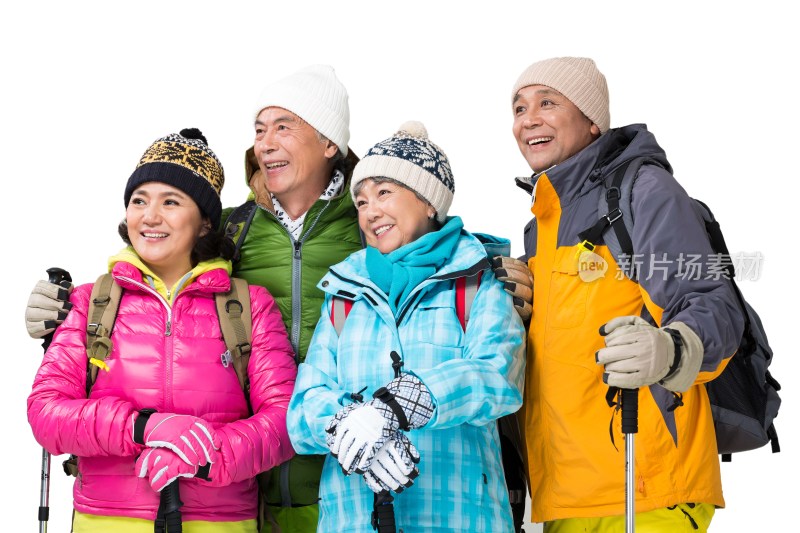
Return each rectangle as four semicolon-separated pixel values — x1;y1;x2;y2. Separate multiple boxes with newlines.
27;262;297;522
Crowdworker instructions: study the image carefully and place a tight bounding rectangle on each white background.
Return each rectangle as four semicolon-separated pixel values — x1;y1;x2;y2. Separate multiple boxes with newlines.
2;1;796;531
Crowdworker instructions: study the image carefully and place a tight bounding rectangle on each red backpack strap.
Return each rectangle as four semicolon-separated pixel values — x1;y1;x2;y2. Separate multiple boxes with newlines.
455;271;483;331
330;297;354;336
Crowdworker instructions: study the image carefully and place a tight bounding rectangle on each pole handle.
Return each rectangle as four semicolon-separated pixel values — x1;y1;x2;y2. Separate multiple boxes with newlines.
621;388;639;434
41;267;73;351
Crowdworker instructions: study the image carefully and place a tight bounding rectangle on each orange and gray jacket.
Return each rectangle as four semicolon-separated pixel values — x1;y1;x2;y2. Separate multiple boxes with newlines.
518;124;744;522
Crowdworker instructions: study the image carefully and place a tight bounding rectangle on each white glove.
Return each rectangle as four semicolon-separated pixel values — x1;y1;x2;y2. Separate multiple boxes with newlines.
364;432;421;494
597;317;704;392
326;373;434;475
25;280;74;339
328;403;393;475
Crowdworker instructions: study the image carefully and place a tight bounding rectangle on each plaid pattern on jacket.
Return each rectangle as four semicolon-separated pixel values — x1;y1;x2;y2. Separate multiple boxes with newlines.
287;230;526;532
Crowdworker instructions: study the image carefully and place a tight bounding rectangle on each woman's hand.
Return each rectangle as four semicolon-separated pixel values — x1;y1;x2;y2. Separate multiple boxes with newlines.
132;412;219;468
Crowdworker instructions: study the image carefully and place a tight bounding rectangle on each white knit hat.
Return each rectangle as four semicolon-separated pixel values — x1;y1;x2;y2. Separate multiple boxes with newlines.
351;121;454;223
254;64;350;156
511;57;610;133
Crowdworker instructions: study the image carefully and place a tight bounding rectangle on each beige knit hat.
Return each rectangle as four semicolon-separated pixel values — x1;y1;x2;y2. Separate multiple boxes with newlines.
511;57;610;133
254;64;350;156
351;121;454;223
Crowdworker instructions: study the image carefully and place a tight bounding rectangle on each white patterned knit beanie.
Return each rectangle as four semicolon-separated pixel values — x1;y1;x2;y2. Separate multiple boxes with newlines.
511;57;610;133
351;121;454;222
253;64;350;156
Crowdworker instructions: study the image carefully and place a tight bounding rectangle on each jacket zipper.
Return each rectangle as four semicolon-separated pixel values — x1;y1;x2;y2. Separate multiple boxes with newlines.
258;199;331;508
117;275;175;408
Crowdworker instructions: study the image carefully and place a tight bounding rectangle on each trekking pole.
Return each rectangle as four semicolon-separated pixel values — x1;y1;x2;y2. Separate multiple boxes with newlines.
38;267;72;533
621;388;638;533
155;481;183;533
371;491;396;533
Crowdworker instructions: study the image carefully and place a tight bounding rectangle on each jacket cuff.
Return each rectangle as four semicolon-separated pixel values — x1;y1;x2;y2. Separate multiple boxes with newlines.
659;321;704;393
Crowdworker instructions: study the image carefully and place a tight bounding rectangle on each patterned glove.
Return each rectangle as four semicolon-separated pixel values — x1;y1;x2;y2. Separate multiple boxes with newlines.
364;432;421;494
135;448;198;492
25;279;74;339
325;402;359;451
132;412;219;469
492;256;533;323
326;373;434;475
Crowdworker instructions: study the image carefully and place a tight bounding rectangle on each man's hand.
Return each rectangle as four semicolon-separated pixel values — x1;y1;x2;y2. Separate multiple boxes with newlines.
25;280;73;339
596;316;704;392
492;256;533;323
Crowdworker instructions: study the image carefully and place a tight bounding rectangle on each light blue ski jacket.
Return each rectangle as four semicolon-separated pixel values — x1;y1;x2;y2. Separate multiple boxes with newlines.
287;230;526;533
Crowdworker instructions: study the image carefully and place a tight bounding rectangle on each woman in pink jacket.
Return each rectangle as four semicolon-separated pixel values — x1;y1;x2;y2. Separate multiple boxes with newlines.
27;128;297;533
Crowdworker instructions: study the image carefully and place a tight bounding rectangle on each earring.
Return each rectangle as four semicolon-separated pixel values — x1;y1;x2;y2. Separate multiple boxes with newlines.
428;212;436;220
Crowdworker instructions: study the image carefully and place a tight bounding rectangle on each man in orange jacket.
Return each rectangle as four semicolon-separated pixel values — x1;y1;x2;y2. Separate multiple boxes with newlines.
511;57;744;532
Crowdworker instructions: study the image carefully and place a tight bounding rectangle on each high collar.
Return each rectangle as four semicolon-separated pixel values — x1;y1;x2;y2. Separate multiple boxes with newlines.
515;124;671;208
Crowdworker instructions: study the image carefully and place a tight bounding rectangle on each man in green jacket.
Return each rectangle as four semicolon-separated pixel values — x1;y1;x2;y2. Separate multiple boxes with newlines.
223;64;362;532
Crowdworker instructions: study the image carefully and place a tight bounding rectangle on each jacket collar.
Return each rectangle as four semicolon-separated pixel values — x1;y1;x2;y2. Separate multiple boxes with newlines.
515;124;670;207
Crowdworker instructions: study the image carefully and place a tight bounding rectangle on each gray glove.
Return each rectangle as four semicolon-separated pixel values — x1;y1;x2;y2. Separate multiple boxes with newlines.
597;316;704;392
25;280;74;339
363;432;421;494
492;256;533;323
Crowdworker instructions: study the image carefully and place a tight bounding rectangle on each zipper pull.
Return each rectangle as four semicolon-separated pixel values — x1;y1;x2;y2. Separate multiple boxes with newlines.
220;350;232;368
165;320;172;336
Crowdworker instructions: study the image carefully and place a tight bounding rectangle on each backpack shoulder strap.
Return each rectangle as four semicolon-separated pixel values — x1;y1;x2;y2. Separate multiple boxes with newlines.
455;271;483;331
577;157;662;280
86;273;122;392
224;200;258;262
329;269;484;336
330;296;353;336
215;277;253;398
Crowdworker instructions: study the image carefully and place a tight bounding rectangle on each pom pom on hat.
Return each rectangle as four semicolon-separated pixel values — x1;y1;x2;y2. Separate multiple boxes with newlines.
351;120;454;222
180;127;208;145
397;120;428;138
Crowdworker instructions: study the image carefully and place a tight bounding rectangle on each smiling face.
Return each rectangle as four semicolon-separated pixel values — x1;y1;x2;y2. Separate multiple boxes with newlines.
355;178;438;254
253;107;338;210
126;181;209;285
512;85;601;172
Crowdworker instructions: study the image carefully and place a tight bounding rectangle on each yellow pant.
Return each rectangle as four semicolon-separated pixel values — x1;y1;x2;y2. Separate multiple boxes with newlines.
73;511;257;533
544;503;714;533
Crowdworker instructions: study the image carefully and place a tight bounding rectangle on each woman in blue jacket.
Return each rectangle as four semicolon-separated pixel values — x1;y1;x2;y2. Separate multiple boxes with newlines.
287;120;526;532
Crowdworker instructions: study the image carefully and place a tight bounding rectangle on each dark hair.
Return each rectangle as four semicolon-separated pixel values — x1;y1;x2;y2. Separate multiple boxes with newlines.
118;220;235;264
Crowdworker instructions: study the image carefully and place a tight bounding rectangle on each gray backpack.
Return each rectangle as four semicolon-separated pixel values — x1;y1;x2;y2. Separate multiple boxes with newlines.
579;157;781;461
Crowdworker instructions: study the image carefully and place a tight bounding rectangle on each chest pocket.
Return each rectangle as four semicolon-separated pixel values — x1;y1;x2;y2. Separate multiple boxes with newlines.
548;246;589;329
401;287;464;366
